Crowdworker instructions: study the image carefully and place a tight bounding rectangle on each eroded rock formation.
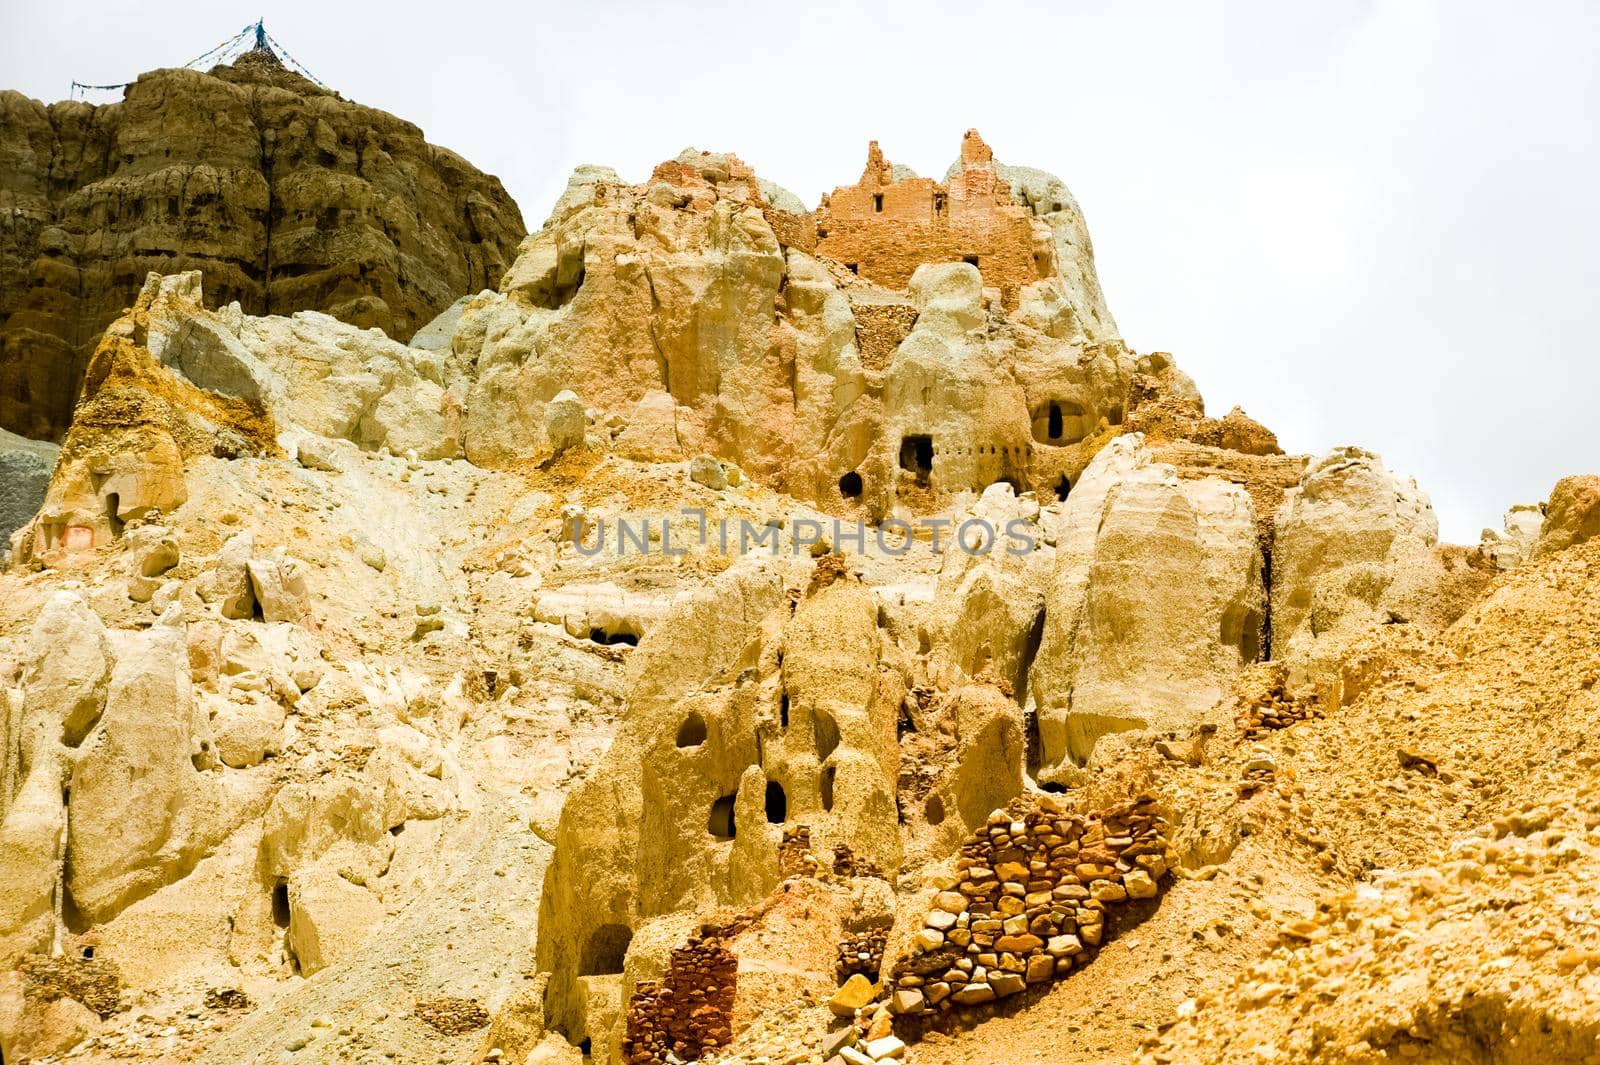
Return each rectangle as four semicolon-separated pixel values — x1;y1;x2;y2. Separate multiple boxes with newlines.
452;135;1133;523
0;51;525;440
0;118;1594;1065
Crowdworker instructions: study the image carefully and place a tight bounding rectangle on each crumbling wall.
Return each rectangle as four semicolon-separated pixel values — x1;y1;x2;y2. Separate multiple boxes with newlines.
623;935;737;1064
815;132;1051;308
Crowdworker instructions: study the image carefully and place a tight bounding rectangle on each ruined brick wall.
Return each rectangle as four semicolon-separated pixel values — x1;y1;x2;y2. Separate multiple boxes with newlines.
815;131;1050;308
623;935;737;1064
764;207;817;254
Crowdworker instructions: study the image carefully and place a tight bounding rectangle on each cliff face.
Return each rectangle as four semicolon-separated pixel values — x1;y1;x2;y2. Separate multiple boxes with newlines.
0;51;526;439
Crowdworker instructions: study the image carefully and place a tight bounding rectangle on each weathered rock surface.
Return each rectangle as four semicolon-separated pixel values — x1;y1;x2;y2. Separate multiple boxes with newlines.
0;52;525;440
0;429;57;550
1030;435;1265;774
1270;447;1491;692
1532;473;1600;559
0;115;1591;1065
451;134;1134;521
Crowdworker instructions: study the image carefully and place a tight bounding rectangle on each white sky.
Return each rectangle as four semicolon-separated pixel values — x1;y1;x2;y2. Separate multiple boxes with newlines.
4;0;1597;542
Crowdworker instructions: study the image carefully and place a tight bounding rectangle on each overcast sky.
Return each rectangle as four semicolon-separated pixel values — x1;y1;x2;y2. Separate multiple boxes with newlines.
4;0;1597;541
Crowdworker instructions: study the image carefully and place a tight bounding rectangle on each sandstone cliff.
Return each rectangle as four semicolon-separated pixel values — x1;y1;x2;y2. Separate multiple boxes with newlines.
0;51;525;440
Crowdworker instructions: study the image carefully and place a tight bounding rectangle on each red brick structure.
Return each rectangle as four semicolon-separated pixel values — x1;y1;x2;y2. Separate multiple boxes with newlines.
814;130;1053;308
623;934;737;1064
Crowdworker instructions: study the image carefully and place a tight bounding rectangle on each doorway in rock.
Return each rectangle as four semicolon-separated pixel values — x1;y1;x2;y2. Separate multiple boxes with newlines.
899;435;933;486
708;793;737;838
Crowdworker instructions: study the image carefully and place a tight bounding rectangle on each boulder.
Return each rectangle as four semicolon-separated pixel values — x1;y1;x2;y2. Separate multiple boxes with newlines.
20;590;113;748
161;314;276;404
66;609;205;922
1480;503;1544;570
1271;447;1474;690
207;691;286;768
1532;475;1600;559
285;867;385;976
0;975;98;1062
688;455;728;491
545;390;586;454
246;551;310;625
213;532;257;620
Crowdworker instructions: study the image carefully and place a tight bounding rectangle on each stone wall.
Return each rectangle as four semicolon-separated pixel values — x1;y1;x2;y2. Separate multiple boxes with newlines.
622;934;737;1064
886;794;1171;1018
815;132;1052;309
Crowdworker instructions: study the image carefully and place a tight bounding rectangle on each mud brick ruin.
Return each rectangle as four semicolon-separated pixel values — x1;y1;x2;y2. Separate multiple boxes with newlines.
816;131;1053;309
622;934;737;1065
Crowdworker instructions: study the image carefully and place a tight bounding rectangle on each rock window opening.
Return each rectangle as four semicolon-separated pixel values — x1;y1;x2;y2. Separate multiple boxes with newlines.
845;262;858;275
1107;405;1124;426
899;435;934;487
579;1039;592;1058
81;946;94;960
764;780;787;824
933;191;948;216
820;766;836;812
708;793;737;839
838;471;863;499
580;923;633;976
963;255;979;269
779;693;790;728
676;712;707;748
924;792;945;825
872;193;884;213
588;627;639;647
1034;399;1087;445
271;880;290;929
1055;475;1071;502
104;493;124;539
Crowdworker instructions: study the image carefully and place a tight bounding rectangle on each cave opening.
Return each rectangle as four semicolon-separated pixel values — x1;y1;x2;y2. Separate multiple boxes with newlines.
899;435;933;486
676;712;707;748
580;923;633;976
764;780;787;824
708;793;737;839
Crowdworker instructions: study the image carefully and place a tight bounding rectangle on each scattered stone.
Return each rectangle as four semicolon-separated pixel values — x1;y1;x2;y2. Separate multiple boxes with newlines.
689;455;728;491
828;974;876;1018
413;996;490;1035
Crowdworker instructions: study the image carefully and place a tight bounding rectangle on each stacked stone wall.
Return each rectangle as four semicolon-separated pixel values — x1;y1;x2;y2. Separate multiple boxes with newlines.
887;795;1172;1018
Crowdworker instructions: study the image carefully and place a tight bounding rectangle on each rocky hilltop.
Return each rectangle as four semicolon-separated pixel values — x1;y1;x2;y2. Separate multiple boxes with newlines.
0;128;1596;1065
0;50;526;440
